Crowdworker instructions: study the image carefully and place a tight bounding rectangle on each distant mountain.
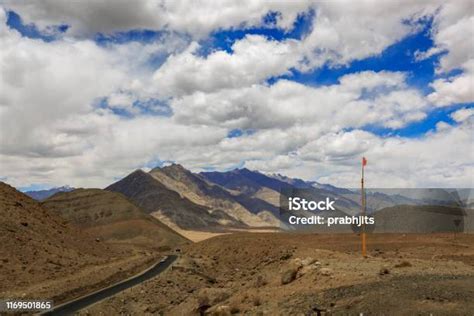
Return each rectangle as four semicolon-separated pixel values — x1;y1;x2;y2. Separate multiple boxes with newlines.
270;173;355;195
200;168;287;220
201;168;361;216
42;188;187;248
268;173;313;189
310;182;355;195
25;185;74;201
150;164;272;227
100;164;473;234
380;188;469;208
106;169;246;231
202;168;296;194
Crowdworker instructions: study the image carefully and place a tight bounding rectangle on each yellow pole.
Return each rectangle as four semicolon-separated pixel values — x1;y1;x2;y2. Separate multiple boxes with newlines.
361;158;367;257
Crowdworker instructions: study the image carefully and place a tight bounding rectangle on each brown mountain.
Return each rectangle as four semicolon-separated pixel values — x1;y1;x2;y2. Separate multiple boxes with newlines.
42;188;187;249
106;169;246;231
0;182;115;293
149;164;272;227
199;168;290;223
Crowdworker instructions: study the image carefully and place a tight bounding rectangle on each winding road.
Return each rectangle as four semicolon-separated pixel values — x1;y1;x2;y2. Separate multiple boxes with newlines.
41;255;177;316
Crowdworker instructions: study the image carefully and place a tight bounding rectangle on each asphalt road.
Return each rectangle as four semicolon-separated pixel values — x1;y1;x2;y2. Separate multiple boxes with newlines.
41;255;177;316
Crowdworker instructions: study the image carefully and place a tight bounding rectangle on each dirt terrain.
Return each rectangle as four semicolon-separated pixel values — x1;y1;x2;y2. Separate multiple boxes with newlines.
0;182;177;305
42;188;187;249
2;179;473;314
81;232;474;315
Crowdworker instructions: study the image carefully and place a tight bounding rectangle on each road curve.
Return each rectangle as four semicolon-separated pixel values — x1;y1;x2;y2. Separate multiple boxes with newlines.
41;255;177;316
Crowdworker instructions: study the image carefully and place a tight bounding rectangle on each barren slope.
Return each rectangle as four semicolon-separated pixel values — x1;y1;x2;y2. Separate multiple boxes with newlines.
106;170;245;230
81;232;474;315
0;182;116;293
150;164;270;227
42;188;187;249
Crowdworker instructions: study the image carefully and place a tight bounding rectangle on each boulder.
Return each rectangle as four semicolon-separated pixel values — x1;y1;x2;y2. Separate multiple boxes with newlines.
320;268;333;276
301;257;316;266
281;268;298;285
206;305;232;316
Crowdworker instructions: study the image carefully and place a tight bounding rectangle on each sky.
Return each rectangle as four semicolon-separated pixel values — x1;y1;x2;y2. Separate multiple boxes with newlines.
0;0;472;190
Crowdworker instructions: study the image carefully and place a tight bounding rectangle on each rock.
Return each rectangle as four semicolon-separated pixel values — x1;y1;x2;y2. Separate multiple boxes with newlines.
281;268;298;285
394;261;412;268
320;268;333;276
198;288;231;305
301;257;316;266
379;267;390;275
290;258;303;269
298;262;320;277
206;305;232;316
280;252;292;261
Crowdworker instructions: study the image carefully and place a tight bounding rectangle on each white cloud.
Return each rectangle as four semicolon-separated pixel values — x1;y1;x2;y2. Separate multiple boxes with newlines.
171;71;428;131
298;0;440;70
451;107;474;123
428;60;474;106
3;0;310;38
107;92;135;110
298;130;377;162
244;155;299;173
153;35;300;96
251;120;473;188
0;26;125;157
419;1;474;107
428;1;473;73
0;2;472;190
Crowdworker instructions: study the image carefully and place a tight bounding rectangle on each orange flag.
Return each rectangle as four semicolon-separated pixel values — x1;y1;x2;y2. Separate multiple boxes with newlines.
362;157;367;167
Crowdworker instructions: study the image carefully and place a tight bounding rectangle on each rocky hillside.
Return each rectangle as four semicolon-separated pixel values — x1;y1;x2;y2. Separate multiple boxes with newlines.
106;170;246;230
42;188;187;248
150;164;271;227
0;182;116;293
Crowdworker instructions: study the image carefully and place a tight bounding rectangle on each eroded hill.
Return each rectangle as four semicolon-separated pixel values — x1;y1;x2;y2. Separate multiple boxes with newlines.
106;170;246;231
42;188;188;249
150;164;271;227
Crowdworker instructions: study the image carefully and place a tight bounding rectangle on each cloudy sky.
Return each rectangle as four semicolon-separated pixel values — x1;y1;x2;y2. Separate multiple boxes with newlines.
0;0;472;190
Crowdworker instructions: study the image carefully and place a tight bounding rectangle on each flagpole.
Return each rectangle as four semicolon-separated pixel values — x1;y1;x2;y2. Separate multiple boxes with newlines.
361;157;367;257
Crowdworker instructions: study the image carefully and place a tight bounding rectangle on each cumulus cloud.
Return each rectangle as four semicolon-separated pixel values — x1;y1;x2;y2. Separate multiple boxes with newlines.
451;107;474;123
0;23;124;157
420;1;474;106
153;35;300;96
171;71;428;131
2;0;310;37
0;2;472;189
297;0;440;69
428;60;474;106
246;119;473;188
0;5;219;187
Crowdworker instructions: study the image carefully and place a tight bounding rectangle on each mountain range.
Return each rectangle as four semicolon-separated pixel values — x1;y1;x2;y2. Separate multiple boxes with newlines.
17;164;474;235
25;185;74;201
